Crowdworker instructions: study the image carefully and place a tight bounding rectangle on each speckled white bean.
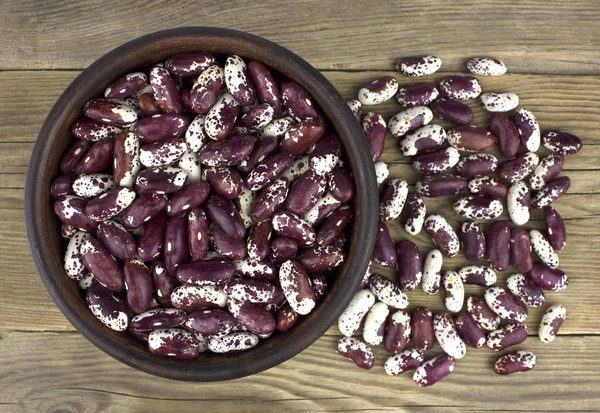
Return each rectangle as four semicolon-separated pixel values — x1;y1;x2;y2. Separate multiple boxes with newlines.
257;116;295;138
396;55;442;77
443;271;464;313
422;249;443;295
338;289;376;337
384;348;425;376
73;173;115;198
514;109;541;152
302;192;340;227
185;115;207;153
177;148;201;184
379;178;408;221
507;181;531;225
539;304;566;343
458;265;497;286
368;275;409;309
398;124;446;156
530;229;560;269
480;93;519;112
64;231;92;280
207;331;259;353
358;76;399;105
466;57;507;76
362;302;390;345
374;161;389;187
433;313;466;359
281;155;310;182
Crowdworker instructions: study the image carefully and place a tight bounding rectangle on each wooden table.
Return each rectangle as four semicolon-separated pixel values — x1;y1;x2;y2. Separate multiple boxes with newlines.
2;1;599;411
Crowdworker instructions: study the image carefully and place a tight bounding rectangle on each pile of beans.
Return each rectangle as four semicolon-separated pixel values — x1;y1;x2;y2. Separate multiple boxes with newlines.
52;52;356;358
337;55;580;386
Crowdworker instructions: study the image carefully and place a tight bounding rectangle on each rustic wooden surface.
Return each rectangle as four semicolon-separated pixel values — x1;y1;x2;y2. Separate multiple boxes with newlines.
1;1;599;412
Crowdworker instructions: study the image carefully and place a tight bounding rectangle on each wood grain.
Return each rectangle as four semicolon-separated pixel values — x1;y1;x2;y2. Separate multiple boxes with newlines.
1;1;600;74
0;332;598;412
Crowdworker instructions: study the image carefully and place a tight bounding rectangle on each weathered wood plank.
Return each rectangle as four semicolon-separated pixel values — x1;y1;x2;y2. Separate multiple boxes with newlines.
3;204;598;333
2;70;600;146
1;0;600;74
0;332;597;412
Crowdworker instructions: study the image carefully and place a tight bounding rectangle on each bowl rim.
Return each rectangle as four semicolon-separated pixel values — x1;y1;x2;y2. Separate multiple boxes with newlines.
25;26;378;381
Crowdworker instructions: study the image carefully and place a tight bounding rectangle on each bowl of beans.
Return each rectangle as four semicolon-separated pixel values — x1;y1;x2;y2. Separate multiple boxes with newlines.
25;27;378;381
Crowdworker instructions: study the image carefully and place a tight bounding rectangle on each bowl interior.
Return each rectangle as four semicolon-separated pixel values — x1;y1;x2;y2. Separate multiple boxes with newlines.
25;27;378;381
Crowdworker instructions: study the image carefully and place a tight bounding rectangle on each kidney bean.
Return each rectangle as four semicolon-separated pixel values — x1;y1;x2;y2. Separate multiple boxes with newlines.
274;304;298;332
359;261;373;290
421;249;442;295
443;270;464;313
208;331;259;353
269;237;298;265
308;273;327;301
80;238;124;291
85;186;136;221
235;185;256;229
416;174;468;197
509;227;533;273
493;351;536;375
86;282;129;331
123;259;153;314
456;153;499;177
76;138;114;176
408;307;433;350
232;300;276;335
279;156;308;182
543;206;566;251
430;98;473;125
398;124;446;156
51;174;76;200
358;76;398;105
60;140;91;175
328;161;354;202
487;323;529;351
385;348;424;376
433;312;466;359
413;147;460;175
113;130;141;188
499;152;539;184
238;137;278;176
165;182;209;217
489;113;520;158
135;212;167;261
134;114;189;144
384;310;411;354
337;337;375;370
467;295;500;331
209;224;247;260
396;83;439;107
514;108;540;152
388;106;433;139
530;153;564;191
182;116;207;154
485;286;528;322
225;278;278;305
425;215;459;258
223;55;256;106
468;176;508;200
122;193;168;229
164;52;214;77
379;178;409;221
455;312;486;348
71;117;122;142
55;197;99;234
83;98;139;127
97;220;136;261
152;260;179;307
439;76;481;100
131;308;187;331
279;260;316;315
316;205;352;246
280;120;325;156
171;284;227;311
104;72;147;99
453;195;503;220
246;151;294;191
139;137;187;167
272;211;315;247
310;133;342;175
163;215;189;275
204;92;242;140
148;328;200;359
232;258;276;281
247;178;288;223
246;60;282;113
486;221;511;271
539;304;566;343
447;125;495;152
531;176;570;208
413;354;455;387
281;81;319;121
458;221;485;262
258;116;295;139
374;161;389;189
296;245;344;273
199;133;255;167
175;258;234;286
458;265;496;287
62;223;77;240
72;173;114;198
542;130;582;154
190;65;225;115
203;195;245;241
396;240;423;292
363;302;390;345
338;289;376;337
481;92;519;112
530;229;559;269
399;193;426;236
367;275;407;310
529;263;568;291
245;221;272;261
64;231;92;280
235;103;275;133
138;93;162;116
303;192;342;227
149;65;182;114
507;273;545;307
346;99;362;123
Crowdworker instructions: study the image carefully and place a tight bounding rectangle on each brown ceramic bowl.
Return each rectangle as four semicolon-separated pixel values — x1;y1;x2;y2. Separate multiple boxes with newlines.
25;27;377;381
